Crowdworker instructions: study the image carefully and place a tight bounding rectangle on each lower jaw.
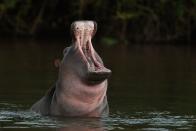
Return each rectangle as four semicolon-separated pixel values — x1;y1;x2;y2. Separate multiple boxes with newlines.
85;69;111;85
86;80;105;85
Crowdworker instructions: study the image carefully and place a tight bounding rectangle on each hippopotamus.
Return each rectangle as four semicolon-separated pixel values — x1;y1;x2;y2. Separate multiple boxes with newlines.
31;21;111;117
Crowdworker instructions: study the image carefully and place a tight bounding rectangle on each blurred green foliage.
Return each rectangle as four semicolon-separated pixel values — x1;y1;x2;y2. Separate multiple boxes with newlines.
0;0;195;43
101;37;118;46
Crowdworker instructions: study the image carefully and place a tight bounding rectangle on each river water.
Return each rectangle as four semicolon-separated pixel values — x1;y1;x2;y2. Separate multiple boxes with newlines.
0;39;196;131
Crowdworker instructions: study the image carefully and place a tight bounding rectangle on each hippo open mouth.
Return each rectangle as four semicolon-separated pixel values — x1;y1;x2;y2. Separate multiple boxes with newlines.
71;21;111;83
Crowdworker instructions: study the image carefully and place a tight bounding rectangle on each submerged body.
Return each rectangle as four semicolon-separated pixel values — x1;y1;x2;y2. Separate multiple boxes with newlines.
31;21;111;117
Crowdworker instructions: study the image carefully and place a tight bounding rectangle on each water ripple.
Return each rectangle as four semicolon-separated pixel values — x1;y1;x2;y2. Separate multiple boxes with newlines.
1;102;196;130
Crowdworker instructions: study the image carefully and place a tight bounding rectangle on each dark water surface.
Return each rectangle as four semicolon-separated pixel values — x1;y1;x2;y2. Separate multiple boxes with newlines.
0;39;196;131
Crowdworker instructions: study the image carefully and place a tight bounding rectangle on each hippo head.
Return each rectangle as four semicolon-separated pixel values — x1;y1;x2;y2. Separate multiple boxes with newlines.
59;21;111;86
31;21;111;117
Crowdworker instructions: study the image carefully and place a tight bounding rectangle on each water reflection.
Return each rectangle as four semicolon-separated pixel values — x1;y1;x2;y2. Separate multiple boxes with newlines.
57;118;104;131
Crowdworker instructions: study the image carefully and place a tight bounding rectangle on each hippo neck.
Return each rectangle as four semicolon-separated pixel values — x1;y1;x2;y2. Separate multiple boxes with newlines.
56;80;107;104
53;81;107;116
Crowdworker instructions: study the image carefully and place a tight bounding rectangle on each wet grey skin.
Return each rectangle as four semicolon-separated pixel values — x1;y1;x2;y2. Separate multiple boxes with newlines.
31;21;111;117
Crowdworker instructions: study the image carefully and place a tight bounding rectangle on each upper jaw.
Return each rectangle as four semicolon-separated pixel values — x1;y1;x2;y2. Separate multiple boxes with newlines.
71;21;111;83
71;21;102;70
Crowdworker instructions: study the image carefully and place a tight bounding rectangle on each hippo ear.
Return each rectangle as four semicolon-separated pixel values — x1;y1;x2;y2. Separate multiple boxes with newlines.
54;59;61;68
92;21;97;37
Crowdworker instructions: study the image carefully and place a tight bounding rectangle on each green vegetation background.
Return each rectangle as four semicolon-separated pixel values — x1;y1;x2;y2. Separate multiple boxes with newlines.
0;0;196;44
